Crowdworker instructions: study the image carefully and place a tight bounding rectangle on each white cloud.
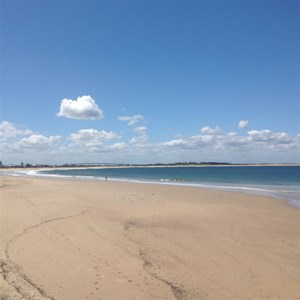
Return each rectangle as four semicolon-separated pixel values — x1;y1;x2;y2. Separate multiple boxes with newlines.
238;120;249;129
161;139;187;147
70;129;119;146
57;95;104;120
20;134;61;149
67;128;120;153
161;133;216;150
228;132;237;137
1;119;300;164
64;129;120;154
130;126;148;144
159;127;300;161
192;134;215;143
247;130;292;144
0;121;33;139
133;126;147;134
118;114;144;126
0;122;61;156
201;126;222;135
109;142;127;150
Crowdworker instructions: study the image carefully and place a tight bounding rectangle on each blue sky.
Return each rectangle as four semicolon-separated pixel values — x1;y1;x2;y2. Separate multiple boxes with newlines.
1;0;299;165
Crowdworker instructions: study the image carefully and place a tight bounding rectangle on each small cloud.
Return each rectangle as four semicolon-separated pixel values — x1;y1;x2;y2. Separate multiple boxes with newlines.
238;120;249;129
118;114;144;126
130;126;148;144
0;121;33;138
21;134;61;149
133;126;147;134
57;95;104;120
161;139;187;147
70;129;119;145
110;142;127;150
227;132;237;137
247;129;291;143
201;126;222;135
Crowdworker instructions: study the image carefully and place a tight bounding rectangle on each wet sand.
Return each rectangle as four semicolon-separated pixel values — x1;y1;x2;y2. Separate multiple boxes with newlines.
0;176;299;299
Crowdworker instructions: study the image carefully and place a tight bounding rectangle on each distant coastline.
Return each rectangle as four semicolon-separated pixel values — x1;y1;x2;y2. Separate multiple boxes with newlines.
1;161;300;170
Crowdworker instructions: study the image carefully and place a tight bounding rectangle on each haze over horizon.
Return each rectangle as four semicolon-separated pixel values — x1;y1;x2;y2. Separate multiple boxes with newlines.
1;0;299;165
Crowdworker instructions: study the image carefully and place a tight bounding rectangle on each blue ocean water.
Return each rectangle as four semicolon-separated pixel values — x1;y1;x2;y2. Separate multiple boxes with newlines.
29;165;300;208
7;166;300;208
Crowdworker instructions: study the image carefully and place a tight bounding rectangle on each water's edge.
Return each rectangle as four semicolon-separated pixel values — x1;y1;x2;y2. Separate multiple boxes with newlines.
1;167;299;209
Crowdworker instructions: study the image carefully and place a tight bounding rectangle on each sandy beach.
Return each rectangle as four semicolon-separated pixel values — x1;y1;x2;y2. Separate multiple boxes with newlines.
0;176;299;300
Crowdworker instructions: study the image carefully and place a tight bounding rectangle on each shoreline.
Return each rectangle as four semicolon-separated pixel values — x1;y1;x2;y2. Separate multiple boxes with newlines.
1;175;299;299
2;166;300;209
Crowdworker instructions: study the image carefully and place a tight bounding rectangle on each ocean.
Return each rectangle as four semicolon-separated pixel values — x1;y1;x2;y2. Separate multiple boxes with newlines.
12;165;300;208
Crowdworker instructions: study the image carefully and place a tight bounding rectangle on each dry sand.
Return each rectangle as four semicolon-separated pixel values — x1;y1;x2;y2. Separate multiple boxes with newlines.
0;176;299;300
